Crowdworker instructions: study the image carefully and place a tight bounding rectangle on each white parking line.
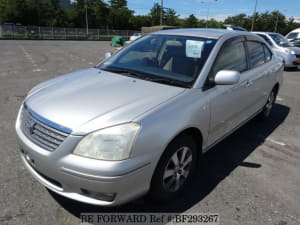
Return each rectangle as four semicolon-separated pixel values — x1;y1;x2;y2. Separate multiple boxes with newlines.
276;96;284;101
19;45;45;72
258;134;286;146
266;138;286;146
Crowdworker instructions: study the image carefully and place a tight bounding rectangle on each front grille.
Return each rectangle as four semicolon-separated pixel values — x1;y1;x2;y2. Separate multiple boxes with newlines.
20;105;70;151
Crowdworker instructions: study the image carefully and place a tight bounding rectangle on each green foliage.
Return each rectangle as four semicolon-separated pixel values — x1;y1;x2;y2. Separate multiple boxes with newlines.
149;3;180;26
207;18;223;28
0;1;299;34
108;7;133;29
129;15;152;30
164;8;179;26
109;0;127;8
224;13;251;29
71;0;109;28
224;11;300;34
184;14;199;28
183;14;223;28
150;3;163;26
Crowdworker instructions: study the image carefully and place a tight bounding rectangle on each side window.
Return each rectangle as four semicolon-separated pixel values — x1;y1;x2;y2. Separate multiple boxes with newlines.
212;41;247;75
287;32;298;40
263;44;272;62
247;41;266;68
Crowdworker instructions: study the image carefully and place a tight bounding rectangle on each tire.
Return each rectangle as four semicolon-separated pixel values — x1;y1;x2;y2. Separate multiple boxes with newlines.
148;134;198;202
257;88;277;121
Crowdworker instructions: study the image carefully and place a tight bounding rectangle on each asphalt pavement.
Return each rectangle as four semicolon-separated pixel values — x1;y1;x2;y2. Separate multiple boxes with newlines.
0;40;299;225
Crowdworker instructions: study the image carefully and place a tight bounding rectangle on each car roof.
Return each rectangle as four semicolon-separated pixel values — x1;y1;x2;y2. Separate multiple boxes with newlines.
253;31;282;36
151;28;250;39
288;28;300;33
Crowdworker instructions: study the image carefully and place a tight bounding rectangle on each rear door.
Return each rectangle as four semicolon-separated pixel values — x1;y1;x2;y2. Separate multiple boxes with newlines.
244;40;274;114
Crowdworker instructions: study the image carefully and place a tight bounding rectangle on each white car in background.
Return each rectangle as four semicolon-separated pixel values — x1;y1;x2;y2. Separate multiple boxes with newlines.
129;32;142;41
286;28;300;41
253;31;300;69
125;32;142;45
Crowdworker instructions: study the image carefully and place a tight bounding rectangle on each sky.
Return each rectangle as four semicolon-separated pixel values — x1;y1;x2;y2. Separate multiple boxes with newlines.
122;0;300;21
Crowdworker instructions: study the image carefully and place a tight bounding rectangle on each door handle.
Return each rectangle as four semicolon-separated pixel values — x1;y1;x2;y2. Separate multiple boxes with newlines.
245;80;253;87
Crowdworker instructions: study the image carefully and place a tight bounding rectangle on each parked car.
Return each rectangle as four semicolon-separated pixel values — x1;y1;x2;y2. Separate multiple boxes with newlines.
129;32;142;41
290;38;300;47
16;29;283;206
285;28;300;42
224;24;247;31
125;32;142;45
253;31;300;68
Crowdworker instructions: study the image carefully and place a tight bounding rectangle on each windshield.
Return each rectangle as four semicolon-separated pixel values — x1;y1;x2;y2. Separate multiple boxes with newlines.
98;35;216;87
269;33;294;47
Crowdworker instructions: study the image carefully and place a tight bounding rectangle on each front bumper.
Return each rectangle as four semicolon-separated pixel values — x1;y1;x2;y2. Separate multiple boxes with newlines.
284;54;300;67
293;56;300;65
16;117;154;206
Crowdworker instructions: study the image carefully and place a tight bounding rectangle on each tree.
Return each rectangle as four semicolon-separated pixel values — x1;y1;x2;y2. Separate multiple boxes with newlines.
0;0;18;24
184;14;199;28
129;15;152;30
223;11;298;34
224;13;251;30
108;7;133;29
164;8;179;26
284;17;300;35
206;18;222;28
70;0;110;28
109;0;127;8
150;3;163;26
44;0;69;27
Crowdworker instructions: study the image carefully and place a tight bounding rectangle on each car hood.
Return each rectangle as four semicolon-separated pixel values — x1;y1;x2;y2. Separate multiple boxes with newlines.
25;68;185;135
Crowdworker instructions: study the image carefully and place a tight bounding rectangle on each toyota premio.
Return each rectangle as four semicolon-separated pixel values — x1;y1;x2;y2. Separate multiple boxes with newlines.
16;29;283;206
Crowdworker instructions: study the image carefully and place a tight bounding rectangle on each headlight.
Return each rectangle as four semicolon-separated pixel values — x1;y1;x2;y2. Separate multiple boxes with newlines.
284;49;295;54
73;123;141;161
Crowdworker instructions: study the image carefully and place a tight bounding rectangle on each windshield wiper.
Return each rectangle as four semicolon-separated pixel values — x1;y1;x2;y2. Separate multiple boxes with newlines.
101;68;189;88
101;68;145;79
147;78;190;88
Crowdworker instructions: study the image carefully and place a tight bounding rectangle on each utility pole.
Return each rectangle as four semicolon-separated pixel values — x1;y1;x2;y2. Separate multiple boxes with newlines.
274;9;286;33
160;0;164;26
251;0;258;31
85;0;89;36
274;11;279;33
206;4;210;28
201;0;218;28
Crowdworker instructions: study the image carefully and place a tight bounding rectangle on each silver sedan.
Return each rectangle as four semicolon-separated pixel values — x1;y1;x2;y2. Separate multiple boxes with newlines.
253;31;300;68
15;29;283;206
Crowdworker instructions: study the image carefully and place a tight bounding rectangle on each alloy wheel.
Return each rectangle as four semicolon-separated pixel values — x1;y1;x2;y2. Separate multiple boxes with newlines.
162;146;193;192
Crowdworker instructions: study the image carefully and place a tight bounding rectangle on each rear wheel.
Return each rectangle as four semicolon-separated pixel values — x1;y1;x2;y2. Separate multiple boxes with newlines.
257;88;277;120
148;135;198;202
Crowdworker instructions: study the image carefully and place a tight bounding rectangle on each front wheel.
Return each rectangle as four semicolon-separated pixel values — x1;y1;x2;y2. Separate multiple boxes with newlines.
148;135;198;202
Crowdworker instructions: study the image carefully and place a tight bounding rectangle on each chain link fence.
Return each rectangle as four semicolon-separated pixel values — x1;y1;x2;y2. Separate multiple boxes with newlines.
0;24;137;40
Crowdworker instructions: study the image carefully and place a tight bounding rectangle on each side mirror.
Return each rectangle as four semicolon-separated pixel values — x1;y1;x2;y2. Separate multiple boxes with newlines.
214;70;240;85
104;52;112;59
